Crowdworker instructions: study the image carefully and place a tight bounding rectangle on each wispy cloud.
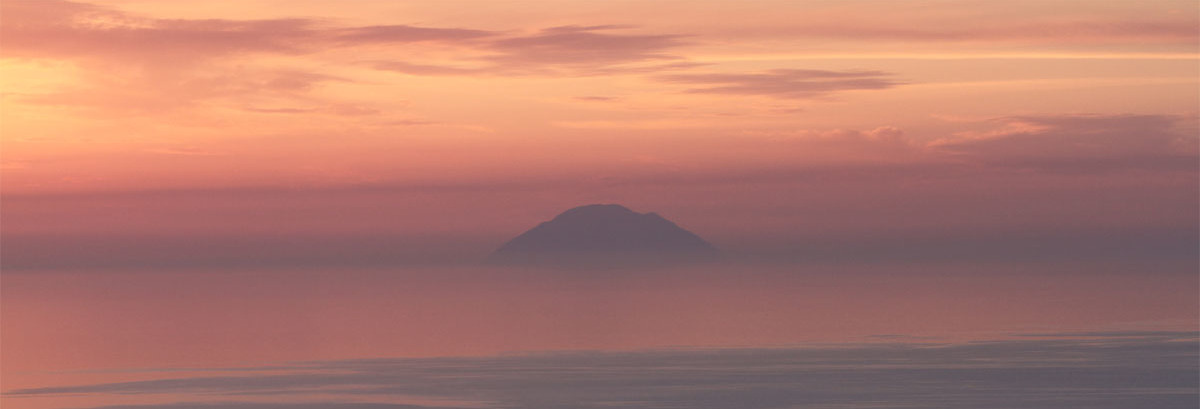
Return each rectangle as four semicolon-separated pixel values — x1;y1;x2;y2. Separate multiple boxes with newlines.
366;60;484;76
483;25;688;74
332;25;494;44
0;1;496;64
14;69;350;113
573;96;619;102
1;2;695;76
0;1;494;115
932;114;1199;172
366;25;698;77
691;1;1198;49
743;18;1200;45
0;1;706;114
657;69;901;100
1;1;315;63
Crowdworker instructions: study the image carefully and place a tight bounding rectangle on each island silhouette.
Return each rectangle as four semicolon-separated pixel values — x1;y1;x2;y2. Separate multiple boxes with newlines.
489;204;719;267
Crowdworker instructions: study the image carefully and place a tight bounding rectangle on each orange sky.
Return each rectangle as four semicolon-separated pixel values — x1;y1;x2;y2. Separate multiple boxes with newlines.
2;0;1196;192
1;0;1197;268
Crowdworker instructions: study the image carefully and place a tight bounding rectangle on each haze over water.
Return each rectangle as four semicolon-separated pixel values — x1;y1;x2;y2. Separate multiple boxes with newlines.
5;262;1197;408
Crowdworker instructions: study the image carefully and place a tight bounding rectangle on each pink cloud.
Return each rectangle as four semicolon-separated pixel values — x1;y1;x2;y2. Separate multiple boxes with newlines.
369;25;697;76
932;114;1199;172
333;25;494;43
486;25;687;68
574;96;619;102
2;2;694;76
1;1;706;113
657;69;901;100
752;20;1198;44
0;3;315;63
17;69;349;113
367;60;483;76
705;8;1198;46
0;0;501;65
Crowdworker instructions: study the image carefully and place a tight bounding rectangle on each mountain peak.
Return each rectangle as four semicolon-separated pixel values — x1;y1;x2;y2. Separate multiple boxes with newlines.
552;204;637;220
489;204;718;267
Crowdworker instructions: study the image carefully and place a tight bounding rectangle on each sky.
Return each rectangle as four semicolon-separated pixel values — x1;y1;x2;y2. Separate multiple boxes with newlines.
2;2;1198;408
2;0;1198;269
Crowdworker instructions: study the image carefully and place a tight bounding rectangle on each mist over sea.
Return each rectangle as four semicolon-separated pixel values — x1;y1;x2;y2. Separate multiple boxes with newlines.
4;263;1196;409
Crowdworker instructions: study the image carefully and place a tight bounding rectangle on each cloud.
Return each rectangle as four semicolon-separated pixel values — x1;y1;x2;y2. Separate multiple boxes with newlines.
333;25;494;44
932;114;1199;172
689;2;1197;48
0;1;700;113
17;69;349;113
573;96;619;102
484;25;688;72
1;1;383;113
2;2;694;76
242;107;319;114
0;1;499;64
657;69;901;99
367;25;697;76
367;61;484;76
742;18;1199;45
143;147;224;157
0;1;316;63
755;126;914;150
242;103;380;116
10;332;1198;409
387;119;441;126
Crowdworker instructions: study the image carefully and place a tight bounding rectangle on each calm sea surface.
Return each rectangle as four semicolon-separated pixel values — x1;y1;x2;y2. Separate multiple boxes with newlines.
4;264;1197;409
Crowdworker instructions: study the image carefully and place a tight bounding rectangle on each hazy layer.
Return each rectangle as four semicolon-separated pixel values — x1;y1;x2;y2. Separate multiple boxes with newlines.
4;265;1198;408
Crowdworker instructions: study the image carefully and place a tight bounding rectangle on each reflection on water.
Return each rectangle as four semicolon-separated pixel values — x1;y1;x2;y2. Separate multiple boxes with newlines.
3;264;1197;408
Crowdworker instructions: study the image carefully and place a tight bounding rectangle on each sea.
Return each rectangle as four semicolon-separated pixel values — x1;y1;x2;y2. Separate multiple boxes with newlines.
3;262;1197;409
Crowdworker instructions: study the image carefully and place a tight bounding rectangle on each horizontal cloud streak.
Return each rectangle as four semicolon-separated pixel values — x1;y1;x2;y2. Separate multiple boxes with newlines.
934;114;1199;172
367;60;484;76
333;25;494;43
657;69;901;99
0;0;709;116
0;1;499;63
0;0;503;113
483;25;688;74
741;19;1199;45
1;1;695;77
16;69;350;113
1;1;313;62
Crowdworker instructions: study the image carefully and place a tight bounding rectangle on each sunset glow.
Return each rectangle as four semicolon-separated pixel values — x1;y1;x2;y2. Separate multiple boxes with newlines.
2;1;1197;408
